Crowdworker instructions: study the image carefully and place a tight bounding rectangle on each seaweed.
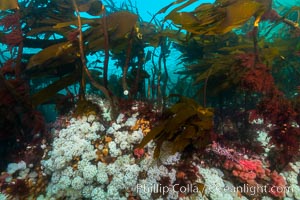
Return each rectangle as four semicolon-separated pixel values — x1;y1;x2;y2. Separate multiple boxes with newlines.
73;99;101;117
0;4;47;176
162;0;265;35
0;0;19;11
137;95;214;158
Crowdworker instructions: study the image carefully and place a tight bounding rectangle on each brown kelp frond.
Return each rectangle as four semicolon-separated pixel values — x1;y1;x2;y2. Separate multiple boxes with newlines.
164;0;265;35
30;71;80;107
73;99;101;117
137;95;214;158
27;41;80;74
0;0;19;11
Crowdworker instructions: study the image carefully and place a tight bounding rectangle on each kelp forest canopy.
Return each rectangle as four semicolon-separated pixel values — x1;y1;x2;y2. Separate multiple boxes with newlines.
0;0;300;171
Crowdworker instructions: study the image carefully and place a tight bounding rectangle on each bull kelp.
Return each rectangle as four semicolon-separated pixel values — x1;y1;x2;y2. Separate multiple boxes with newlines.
0;0;300;199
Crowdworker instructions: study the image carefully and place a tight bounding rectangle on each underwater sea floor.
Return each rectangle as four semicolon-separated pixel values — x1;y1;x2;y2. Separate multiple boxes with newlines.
1;94;300;200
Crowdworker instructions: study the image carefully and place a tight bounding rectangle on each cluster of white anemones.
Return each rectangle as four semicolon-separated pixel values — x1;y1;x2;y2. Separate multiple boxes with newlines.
0;194;7;200
36;96;189;200
282;161;300;200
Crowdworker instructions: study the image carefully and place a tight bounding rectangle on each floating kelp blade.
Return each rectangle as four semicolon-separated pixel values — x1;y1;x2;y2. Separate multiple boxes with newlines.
31;71;80;107
165;0;265;35
0;0;19;10
155;0;189;15
87;11;138;51
26;41;80;78
27;41;79;68
164;0;198;21
77;0;103;15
